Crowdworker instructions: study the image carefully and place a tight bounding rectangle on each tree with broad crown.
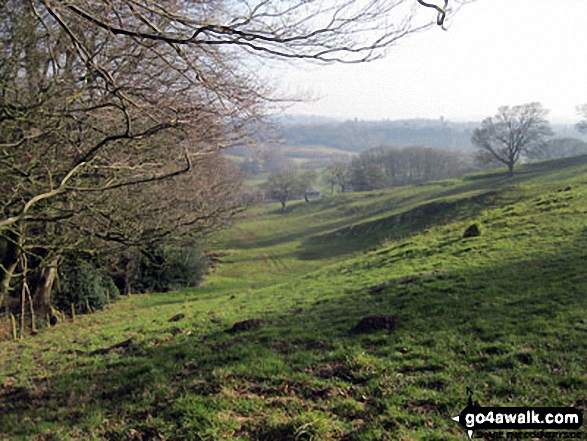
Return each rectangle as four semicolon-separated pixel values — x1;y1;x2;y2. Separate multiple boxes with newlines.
472;103;553;176
263;170;304;212
322;163;353;194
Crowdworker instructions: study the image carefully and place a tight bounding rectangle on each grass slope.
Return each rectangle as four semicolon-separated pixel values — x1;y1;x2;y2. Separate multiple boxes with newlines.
1;158;587;440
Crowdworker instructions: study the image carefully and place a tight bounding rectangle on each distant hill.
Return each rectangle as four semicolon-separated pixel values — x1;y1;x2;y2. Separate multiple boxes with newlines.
276;116;587;154
278;118;477;152
225;116;587;171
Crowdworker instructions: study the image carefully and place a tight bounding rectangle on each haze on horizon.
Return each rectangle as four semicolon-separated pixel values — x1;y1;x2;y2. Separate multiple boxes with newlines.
273;0;587;125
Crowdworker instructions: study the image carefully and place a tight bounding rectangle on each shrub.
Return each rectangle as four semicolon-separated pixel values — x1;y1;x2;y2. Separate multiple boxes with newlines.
55;260;120;315
137;246;209;293
162;247;209;289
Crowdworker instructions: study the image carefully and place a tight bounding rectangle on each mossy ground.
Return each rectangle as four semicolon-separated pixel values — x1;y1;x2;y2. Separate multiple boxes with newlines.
1;158;587;440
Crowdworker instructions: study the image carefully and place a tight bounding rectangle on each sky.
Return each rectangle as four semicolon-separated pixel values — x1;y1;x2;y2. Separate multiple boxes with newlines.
272;0;587;124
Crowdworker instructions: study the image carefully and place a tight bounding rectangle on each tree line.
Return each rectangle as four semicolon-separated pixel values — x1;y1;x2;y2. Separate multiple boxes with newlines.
1;0;435;336
260;146;476;210
260;102;587;211
0;1;251;331
348;145;475;190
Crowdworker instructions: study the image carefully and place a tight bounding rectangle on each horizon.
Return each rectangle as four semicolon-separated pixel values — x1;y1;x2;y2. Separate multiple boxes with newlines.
277;112;584;128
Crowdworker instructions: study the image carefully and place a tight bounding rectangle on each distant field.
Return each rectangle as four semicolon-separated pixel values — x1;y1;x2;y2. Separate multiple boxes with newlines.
228;143;356;169
279;144;356;162
1;157;587;440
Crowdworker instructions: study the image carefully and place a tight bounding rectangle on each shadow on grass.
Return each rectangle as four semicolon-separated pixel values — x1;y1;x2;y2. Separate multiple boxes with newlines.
2;237;586;438
435;156;587;201
463;155;587;183
230;157;587;254
297;190;500;260
297;248;587;339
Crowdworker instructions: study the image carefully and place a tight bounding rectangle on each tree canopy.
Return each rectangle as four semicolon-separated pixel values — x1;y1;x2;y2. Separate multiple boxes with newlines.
472;103;553;176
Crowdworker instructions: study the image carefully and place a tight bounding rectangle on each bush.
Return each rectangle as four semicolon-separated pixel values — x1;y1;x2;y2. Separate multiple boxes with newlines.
163;247;209;289
137;246;208;293
55;260;120;315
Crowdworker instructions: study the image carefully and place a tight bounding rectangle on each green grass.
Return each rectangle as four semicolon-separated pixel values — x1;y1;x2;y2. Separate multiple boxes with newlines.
1;157;587;440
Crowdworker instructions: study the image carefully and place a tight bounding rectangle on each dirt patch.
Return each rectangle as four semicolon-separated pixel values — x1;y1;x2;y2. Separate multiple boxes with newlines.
62;349;86;356
226;318;266;334
89;338;139;356
463;223;481;238
304;340;329;351
207;251;232;269
350;315;400;334
228;377;351;403
168;313;186;322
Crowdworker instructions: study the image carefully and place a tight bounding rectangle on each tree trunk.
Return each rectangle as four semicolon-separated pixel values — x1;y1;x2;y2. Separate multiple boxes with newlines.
507;161;515;176
0;260;18;311
32;257;59;318
0;228;21;311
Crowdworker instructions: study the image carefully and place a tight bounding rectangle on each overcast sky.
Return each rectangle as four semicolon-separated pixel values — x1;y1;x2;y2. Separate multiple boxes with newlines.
273;0;587;124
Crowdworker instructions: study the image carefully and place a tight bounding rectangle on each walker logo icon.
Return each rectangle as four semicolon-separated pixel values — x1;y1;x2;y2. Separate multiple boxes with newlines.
451;388;584;440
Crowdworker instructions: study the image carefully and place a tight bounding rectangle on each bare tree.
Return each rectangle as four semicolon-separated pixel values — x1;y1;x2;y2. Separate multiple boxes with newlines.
37;0;445;64
263;170;303;212
0;0;461;233
80;156;245;293
471;103;553;176
0;1;254;319
0;0;468;322
322;163;353;194
350;157;387;191
299;170;318;202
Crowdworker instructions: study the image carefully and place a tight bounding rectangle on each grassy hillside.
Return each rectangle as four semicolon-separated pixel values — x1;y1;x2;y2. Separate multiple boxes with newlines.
1;158;587;440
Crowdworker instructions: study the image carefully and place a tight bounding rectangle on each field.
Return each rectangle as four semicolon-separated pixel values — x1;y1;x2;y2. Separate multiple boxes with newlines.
1;157;587;440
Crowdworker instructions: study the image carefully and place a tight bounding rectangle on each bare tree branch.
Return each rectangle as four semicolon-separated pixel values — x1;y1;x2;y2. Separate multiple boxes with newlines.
472;103;553;176
0;162;87;229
